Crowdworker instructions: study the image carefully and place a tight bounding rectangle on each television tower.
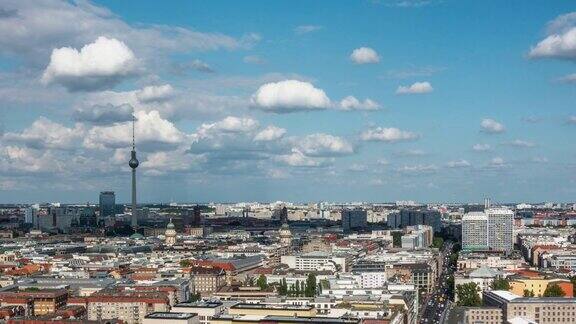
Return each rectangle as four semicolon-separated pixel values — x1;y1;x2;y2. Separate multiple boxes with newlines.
129;115;139;229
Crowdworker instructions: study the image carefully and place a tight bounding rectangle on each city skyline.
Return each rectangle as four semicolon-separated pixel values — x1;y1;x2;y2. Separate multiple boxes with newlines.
1;0;576;203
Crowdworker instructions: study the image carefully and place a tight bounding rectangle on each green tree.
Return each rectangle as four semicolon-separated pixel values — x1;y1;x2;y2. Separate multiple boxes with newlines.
491;278;510;290
432;237;444;248
289;283;295;296
305;273;317;297
456;282;482;307
392;232;402;247
180;259;191;267
190;292;201;302
257;274;268;290
523;289;535;297
570;276;576;297
543;283;566;297
278;278;288;295
446;275;455;298
295;280;301;297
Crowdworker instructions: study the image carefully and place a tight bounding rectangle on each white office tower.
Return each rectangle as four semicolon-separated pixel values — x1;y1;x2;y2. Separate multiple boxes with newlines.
486;208;514;253
462;208;514;253
462;212;488;250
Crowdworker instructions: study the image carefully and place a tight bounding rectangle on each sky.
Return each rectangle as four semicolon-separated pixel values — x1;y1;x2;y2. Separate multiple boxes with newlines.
0;0;576;204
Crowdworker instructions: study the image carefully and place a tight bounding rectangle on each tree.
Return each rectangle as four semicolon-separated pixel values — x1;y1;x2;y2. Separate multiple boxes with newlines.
571;276;576;297
278;278;288;295
180;259;192;268
257;274;268;290
190;292;201;302
305;273;317;297
432;237;444;249
392;232;402;247
456;282;482;307
523;289;535;297
543;283;565;297
491;278;510;290
446;275;455;298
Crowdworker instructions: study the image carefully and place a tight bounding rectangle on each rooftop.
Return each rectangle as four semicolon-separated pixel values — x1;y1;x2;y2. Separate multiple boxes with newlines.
145;312;197;319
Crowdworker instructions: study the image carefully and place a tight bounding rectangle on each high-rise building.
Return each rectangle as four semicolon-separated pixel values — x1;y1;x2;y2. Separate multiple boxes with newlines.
341;209;368;233
462;212;489;250
462;208;514;253
389;209;441;232
487;208;514;252
99;191;115;220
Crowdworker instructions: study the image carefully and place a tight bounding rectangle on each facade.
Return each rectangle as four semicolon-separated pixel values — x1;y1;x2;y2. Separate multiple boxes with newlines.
389;209;441;232
188;267;226;295
86;293;169;324
99;191;115;219
506;297;576;324
462;212;489;251
462;208;514;253
281;252;349;272
463;307;503;324
143;312;199;324
165;219;177;246
487;208;514;253
341;209;368;233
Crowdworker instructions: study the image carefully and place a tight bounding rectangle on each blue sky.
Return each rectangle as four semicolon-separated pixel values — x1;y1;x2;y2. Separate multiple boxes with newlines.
0;0;575;204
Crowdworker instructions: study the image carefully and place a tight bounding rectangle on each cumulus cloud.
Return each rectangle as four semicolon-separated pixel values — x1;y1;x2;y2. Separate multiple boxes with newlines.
472;143;491;152
41;36;138;92
350;47;380;64
187;59;215;73
338;96;380;111
3;117;84;150
490;157;505;165
243;55;266;64
505;139;535;148
294;25;323;35
447;159;471;168
196;116;259;139
361;127;419;142
251;80;331;112
275;149;325;167
0;0;256;65
136;84;175;103
396;81;433;94
296;133;354;157
480;118;505;134
84;110;187;151
73;103;133;125
397;164;438;174
529;12;576;61
253;126;286;142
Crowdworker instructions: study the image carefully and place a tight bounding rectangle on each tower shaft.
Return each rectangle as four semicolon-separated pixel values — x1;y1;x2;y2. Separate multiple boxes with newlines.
131;167;137;228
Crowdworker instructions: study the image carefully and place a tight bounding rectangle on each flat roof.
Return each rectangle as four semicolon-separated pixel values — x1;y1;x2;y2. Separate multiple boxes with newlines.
145;312;197;319
509;297;576;304
174;301;223;308
231;303;313;311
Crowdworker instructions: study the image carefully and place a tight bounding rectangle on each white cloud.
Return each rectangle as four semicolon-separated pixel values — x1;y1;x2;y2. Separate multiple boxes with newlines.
506;139;535;148
472;143;491;152
0;0;255;65
253;126;286;142
490;157;505;166
3;117;84;150
447;159;471;168
275;149;324;167
396;81;433;94
84;110;187;151
529;26;576;60
361;127;419;142
568;116;576;124
350;47;380;64
376;158;389;165
186;59;214;73
532;156;549;163
73;103;133;125
243;55;266;64
41;36;137;92
348;163;367;172
294;25;323;35
480;118;505;134
397;164;438;174
338;96;380;111
296;133;354;157
136;84;175;103
197;116;259;138
251;80;331;112
558;73;576;83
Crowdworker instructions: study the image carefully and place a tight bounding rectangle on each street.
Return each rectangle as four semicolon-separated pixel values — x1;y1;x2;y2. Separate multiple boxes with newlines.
419;241;455;324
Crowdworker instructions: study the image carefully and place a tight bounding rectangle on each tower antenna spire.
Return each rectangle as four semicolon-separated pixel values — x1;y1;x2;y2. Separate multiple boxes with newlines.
129;112;139;230
132;113;135;150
